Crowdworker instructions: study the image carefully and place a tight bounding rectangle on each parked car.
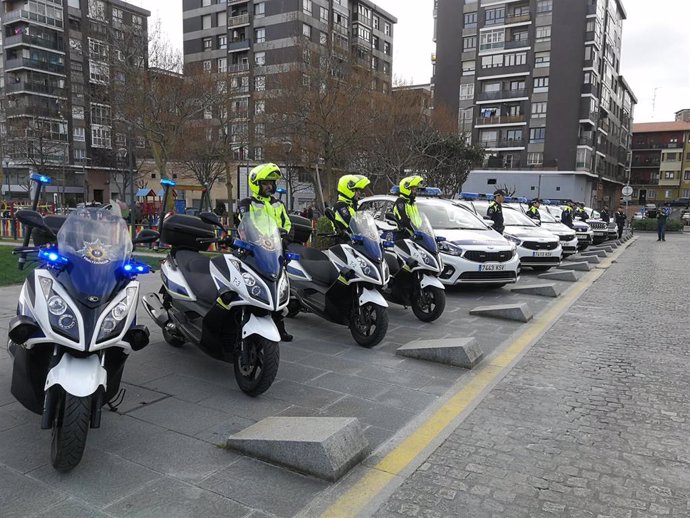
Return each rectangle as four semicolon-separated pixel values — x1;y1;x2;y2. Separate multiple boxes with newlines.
542;205;593;250
681;210;690;225
644;204;658;219
454;199;562;271
359;195;521;287
504;202;579;258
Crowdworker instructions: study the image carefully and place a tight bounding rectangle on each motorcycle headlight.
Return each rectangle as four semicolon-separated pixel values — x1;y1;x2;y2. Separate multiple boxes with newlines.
47;295;68;316
279;275;289;304
242;273;256;287
97;286;137;343
439;242;464;256
40;279;79;342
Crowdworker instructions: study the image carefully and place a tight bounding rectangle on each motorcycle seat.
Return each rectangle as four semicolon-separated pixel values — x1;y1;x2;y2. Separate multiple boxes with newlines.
172;250;218;304
288;244;339;286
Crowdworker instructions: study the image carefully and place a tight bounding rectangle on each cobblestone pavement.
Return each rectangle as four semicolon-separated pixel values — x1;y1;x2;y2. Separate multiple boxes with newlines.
376;232;690;518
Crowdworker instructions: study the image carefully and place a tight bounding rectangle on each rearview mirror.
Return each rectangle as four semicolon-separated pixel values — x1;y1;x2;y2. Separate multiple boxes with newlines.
16;210;53;235
199;212;221;227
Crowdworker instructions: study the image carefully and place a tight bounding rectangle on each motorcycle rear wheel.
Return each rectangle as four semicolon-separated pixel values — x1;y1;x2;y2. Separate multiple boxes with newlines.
350;303;388;348
412;286;446;322
51;390;91;472
234;336;280;397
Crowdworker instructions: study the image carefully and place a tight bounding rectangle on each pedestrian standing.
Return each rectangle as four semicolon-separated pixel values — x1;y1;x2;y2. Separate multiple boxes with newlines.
561;201;575;228
486;189;505;234
615;207;626;238
657;205;670;241
600;207;610;223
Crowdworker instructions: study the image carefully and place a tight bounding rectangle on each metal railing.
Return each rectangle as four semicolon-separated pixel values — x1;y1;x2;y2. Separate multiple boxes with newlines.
1;9;63;28
476;88;526;101
476;114;526;125
228;13;250;27
5;81;67;97
5;57;65;74
226;63;250;73
3;33;64;52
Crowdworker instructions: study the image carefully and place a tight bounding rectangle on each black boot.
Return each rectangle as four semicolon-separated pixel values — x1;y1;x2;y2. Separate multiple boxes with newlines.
273;313;293;342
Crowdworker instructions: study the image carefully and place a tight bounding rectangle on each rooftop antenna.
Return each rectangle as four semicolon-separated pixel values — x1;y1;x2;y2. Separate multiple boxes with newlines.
651;86;661;119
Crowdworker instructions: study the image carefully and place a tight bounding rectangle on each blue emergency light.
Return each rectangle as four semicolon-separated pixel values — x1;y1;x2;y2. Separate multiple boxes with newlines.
30;172;52;184
38;248;69;267
160;178;176;187
121;260;151;276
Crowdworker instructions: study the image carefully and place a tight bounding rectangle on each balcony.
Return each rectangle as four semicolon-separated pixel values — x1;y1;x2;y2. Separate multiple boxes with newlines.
5;103;60;117
5;57;65;75
227;39;251;52
2;8;63;29
581;83;597;95
631;159;660;168
3;33;64;52
475;114;526;126
227;63;250;73
228;13;250;27
480;138;525;149
506;13;531;24
578;136;594;147
477;63;530;77
333;23;349;36
4;81;66;98
228;0;248;4
476;88;526;101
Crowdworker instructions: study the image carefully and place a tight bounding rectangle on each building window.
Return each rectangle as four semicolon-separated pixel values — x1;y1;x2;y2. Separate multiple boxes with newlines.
462;60;475;75
255;28;266;43
480;29;504;51
255;76;266;91
535;26;551;42
531;102;547;118
202;15;212;30
684;171;690;181
485;7;505;25
255;123;265;137
203;60;212;72
464;12;477;28
217;57;227;73
529;127;546;143
255;52;265;65
505;52;526;66
506;129;522;141
384;22;391;36
218;35;227;49
254;147;264;161
73;127;86;142
112;7;123;22
536;0;553;13
320;7;329;23
254;2;265;17
534;76;549;92
203;38;213;50
665;189;673;198
463;36;476;51
320;32;327;45
535;52;550;67
132;14;143;26
383;41;391;55
527;152;543;165
303;24;312;38
481;54;503;69
72;106;85;120
89;61;109;84
74;148;86;161
202;0;211;6
664;171;675;179
91;125;111;149
303;0;312;15
87;0;106;21
459;83;474;100
255;100;265;114
203;107;213;120
217;11;226;27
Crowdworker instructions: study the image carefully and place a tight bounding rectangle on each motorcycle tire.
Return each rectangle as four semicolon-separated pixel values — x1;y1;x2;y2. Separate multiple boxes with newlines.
411;286;446;322
350;303;388;348
234;336;280;397
51;390;91;472
162;327;185;348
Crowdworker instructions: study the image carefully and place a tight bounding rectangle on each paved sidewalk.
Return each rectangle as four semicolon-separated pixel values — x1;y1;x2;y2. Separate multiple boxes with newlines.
376;232;690;517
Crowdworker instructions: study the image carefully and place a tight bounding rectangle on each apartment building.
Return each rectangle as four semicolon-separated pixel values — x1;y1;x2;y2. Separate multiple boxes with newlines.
0;0;149;205
432;0;636;207
630;121;690;205
182;0;396;202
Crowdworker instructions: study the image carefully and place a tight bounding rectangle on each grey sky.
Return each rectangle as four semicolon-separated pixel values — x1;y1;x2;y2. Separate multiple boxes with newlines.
131;0;689;123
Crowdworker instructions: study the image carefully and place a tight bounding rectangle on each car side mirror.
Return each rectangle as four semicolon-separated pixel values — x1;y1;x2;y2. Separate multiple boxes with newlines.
484;219;495;227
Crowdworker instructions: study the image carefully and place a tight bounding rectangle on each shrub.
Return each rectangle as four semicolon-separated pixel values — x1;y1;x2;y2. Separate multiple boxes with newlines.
632;218;683;231
313;216;337;250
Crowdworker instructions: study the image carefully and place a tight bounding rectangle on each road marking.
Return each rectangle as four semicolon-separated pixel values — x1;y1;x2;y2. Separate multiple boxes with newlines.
321;239;634;517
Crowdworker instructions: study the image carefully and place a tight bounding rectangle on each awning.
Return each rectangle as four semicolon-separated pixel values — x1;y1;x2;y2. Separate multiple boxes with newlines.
136;188;156;197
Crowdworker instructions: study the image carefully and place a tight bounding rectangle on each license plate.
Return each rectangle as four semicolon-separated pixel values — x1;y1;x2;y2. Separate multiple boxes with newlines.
480;263;505;271
532;251;552;257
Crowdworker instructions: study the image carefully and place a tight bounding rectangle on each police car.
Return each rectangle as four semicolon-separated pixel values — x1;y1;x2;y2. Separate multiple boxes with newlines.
455;193;562;271
359;192;520;287
541;203;594;250
503;199;579;257
584;207;619;241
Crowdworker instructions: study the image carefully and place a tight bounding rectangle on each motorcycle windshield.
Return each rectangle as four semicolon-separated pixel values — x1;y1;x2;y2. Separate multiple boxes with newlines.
238;209;282;278
412;213;438;254
57;208;132;299
350;211;383;262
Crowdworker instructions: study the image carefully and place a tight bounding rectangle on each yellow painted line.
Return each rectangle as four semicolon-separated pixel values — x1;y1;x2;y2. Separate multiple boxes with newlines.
321;243;632;518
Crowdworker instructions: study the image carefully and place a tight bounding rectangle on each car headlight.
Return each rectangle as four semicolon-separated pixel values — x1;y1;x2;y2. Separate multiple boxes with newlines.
97;286;137;343
439;241;464;256
504;234;522;245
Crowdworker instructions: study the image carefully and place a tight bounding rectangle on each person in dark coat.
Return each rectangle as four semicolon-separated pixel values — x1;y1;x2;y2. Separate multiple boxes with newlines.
614;207;626;238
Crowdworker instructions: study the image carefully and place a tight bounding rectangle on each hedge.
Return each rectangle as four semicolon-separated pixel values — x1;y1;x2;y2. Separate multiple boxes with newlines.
632;219;684;231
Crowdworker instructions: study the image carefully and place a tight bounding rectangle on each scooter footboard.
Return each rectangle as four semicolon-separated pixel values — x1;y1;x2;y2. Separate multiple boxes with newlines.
242;313;280;343
45;354;107;398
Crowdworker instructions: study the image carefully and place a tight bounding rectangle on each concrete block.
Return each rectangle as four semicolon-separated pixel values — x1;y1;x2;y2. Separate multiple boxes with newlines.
591;245;614;253
538;270;579;282
578;255;601;264
557;261;592;272
607;242;619;249
469;303;533;323
510;283;561;298
226;417;368;481
396;337;484;369
580;250;607;258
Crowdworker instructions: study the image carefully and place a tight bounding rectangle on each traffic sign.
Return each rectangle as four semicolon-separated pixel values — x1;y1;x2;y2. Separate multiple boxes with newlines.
622;185;633;196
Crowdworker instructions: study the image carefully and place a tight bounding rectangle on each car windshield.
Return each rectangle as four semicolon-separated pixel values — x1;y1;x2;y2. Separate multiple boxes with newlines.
350;211;383;262
57;208;132;299
537;208;557;223
502;207;538;226
546;206;562;220
418;201;488;230
237;208;282;277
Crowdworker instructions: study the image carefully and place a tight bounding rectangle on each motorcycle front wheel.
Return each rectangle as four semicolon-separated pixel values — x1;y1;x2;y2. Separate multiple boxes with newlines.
234;336;280;397
350;302;388;348
412;286;446;322
51;390;91;472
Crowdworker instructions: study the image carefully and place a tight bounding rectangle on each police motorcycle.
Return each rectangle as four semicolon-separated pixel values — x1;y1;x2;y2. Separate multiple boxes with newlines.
380;212;446;322
142;180;290;396
7;173;158;472
286;211;390;348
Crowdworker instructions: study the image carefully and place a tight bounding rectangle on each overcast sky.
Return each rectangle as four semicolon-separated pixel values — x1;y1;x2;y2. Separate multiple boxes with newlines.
131;0;690;123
